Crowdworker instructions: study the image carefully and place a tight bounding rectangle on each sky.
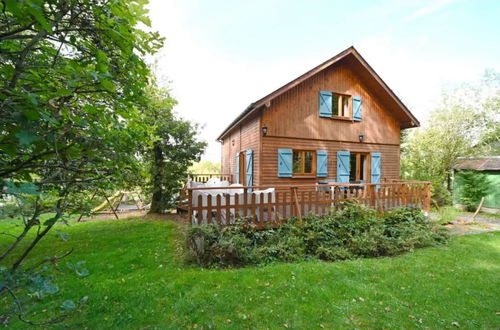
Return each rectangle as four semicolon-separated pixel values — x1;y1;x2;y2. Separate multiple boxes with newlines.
147;0;500;162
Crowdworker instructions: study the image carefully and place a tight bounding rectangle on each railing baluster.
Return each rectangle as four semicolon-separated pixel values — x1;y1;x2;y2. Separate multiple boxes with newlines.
216;194;222;225
225;194;231;225
207;194;212;225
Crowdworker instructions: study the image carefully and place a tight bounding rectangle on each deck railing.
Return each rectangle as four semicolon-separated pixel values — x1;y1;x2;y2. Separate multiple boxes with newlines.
183;181;431;227
187;173;233;183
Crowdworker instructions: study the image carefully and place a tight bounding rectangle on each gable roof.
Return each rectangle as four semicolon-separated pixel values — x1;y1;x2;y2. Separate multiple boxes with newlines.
453;157;500;171
217;46;420;141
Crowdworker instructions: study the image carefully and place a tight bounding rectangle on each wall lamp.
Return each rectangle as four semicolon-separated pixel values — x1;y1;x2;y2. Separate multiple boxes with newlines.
262;126;268;136
231;139;235;146
358;134;364;143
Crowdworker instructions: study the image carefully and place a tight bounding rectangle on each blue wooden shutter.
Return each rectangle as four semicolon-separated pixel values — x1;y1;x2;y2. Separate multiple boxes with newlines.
316;150;328;177
319;91;333;117
234;153;239;184
371;152;381;184
336;151;350;183
246;149;253;186
277;149;292;177
353;96;362;121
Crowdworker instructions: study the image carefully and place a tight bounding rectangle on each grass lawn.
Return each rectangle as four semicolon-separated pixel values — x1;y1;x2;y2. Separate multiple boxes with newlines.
0;217;499;329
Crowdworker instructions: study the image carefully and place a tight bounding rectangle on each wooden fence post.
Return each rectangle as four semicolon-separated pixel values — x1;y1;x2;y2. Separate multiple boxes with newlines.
292;187;302;222
187;189;193;224
370;185;376;210
424;183;431;212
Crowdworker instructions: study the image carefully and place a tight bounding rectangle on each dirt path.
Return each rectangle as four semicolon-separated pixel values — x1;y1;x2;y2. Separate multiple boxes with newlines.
444;214;500;236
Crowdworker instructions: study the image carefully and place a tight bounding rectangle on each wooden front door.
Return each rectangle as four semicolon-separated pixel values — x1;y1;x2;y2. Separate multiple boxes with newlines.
239;152;246;185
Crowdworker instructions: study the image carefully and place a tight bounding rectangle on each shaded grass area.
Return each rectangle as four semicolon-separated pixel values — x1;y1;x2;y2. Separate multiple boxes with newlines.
0;218;499;328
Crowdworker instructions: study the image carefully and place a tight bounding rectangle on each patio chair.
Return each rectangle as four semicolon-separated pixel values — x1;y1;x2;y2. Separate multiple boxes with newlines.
253;188;276;223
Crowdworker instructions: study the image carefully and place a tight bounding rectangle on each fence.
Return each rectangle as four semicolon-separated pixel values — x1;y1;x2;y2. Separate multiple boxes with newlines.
183;181;431;227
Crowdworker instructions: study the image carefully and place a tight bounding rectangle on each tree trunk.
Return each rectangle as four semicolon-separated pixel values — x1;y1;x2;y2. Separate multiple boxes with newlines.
447;170;453;192
149;142;164;214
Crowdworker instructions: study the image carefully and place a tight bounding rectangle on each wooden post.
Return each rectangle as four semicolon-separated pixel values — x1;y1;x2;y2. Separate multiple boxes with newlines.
105;195;119;220
470;197;485;222
188;189;193;224
424;183;431;212
292;187;302;221
370;185;376;210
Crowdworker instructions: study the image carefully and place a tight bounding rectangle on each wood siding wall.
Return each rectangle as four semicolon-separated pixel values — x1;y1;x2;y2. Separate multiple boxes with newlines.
221;113;261;185
261;58;401;145
261;136;400;188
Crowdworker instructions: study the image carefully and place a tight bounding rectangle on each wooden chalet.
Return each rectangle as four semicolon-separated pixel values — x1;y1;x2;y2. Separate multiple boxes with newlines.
182;47;430;226
217;46;419;188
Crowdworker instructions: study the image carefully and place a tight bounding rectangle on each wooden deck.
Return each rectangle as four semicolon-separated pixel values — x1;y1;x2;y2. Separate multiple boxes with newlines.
180;180;431;227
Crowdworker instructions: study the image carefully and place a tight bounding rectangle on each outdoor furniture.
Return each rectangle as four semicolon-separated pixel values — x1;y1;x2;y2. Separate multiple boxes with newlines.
253;188;276;222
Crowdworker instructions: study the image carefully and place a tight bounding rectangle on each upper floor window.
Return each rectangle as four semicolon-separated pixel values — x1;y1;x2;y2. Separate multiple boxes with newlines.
319;90;360;120
333;94;350;118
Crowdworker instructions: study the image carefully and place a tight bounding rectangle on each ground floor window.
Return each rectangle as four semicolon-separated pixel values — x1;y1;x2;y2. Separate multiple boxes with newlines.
293;150;315;175
349;152;369;182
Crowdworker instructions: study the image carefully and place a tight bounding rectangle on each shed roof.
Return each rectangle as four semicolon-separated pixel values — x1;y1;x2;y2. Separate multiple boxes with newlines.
217;46;420;141
453;157;500;171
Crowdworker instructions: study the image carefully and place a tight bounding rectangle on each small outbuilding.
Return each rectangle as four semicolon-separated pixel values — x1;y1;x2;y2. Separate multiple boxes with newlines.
453;156;500;214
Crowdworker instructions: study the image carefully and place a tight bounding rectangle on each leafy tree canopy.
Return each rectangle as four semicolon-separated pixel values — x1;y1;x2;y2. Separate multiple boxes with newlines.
0;0;176;323
401;70;500;204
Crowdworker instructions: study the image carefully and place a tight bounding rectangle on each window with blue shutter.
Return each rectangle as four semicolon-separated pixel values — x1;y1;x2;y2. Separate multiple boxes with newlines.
319;91;333;117
246;149;253;187
277;149;292;177
336;151;350;183
316;150;328;177
370;152;381;184
353;96;362;121
234;153;239;184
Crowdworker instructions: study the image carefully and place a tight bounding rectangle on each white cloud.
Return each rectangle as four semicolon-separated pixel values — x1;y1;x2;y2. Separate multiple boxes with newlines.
404;0;455;21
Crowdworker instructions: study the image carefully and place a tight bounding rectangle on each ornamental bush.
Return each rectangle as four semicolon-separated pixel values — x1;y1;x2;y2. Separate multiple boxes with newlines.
184;202;448;267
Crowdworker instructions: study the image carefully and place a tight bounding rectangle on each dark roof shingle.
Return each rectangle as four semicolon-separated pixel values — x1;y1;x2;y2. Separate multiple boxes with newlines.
453;157;500;171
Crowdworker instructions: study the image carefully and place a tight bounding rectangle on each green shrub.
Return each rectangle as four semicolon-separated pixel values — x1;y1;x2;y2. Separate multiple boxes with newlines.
184;202;449;268
455;170;492;211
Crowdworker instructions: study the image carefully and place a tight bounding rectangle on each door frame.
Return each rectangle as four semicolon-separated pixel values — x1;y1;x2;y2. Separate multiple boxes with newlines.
349;152;371;182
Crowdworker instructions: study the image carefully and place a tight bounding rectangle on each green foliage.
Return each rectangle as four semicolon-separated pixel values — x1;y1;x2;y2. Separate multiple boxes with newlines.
185;203;448;267
0;0;168;323
455;170;492;211
189;160;221;174
401;70;500;204
143;85;206;213
435;206;460;225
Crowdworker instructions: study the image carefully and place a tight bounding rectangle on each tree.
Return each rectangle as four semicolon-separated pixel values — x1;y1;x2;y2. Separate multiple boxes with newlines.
0;0;162;323
189;160;221;174
401;70;500;204
143;85;206;214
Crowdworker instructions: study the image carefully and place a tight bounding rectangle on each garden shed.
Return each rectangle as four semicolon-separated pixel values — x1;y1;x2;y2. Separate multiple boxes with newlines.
453;156;500;213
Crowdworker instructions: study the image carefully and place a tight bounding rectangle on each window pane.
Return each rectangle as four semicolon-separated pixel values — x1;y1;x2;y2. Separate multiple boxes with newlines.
304;151;313;173
332;94;340;116
349;154;356;181
342;96;349;117
293;151;302;173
